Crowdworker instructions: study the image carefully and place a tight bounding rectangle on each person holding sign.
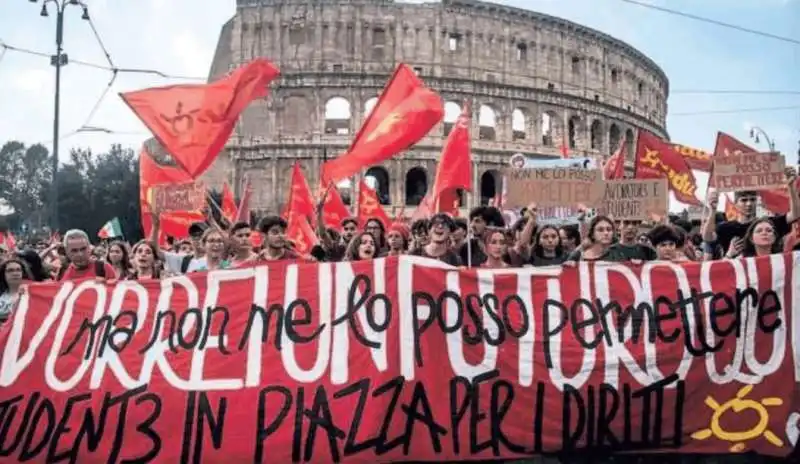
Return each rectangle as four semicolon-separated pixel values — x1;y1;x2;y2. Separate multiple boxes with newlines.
702;170;799;260
566;215;628;262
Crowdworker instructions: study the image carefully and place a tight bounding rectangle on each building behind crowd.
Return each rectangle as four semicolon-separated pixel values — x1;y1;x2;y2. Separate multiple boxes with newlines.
197;0;670;216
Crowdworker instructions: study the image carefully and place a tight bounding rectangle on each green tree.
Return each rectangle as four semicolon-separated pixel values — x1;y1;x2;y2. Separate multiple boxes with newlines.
0;141;53;231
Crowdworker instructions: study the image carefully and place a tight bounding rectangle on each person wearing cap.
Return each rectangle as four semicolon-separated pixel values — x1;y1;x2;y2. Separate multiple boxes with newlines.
410;213;462;266
385;223;409;256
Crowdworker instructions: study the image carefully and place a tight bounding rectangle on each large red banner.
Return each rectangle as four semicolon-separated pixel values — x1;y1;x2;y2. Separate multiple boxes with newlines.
1;254;800;462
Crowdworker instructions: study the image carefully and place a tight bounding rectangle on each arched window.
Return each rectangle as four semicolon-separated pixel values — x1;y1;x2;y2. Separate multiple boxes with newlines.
478;105;496;141
365;166;391;205
443;101;461;136
405;167;428;206
609;123;621;155
512;108;527;141
336;178;353;205
324;97;351;135
567;116;581;149
541;111;557;146
480;170;500;205
363;97;378;120
590;120;602;151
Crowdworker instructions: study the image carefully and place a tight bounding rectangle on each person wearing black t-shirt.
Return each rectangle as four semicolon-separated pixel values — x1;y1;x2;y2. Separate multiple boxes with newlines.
411;213;462;267
459;206;505;267
613;219;658;261
702;181;798;259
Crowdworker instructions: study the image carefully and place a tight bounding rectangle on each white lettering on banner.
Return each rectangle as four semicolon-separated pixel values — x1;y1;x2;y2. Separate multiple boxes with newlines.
547;262;596;391
699;260;760;385
89;281;149;389
244;265;269;387
743;255;785;377
138;275;199;390
331;260;387;385
516;271;535;387
282;263;331;384
45;281;107;392
0;282;73;386
191;268;254;390
444;270;498;381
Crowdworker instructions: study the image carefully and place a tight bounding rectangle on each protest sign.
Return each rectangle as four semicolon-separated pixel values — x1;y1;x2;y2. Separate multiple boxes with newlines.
1;254;800;462
151;181;206;212
712;152;786;192
595;178;668;221
505;167;603;209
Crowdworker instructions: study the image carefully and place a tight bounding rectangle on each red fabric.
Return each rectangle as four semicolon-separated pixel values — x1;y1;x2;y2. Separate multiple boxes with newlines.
281;163;315;221
0;232;16;251
235;175;252;223
121;59;279;178
320;64;444;184
634;130;701;205
724;194;741;221
221;182;238;223
671;143;712;171
3;254;799;460
249;230;263;248
713;132;795;214
603;137;626;180
138;144;204;242
357;179;391;229
285;212;319;256
58;261;117;282
430;101;472;214
560;131;570;159
319;182;351;230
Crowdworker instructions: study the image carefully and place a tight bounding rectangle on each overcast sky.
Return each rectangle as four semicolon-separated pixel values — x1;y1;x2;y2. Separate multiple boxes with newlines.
0;0;797;173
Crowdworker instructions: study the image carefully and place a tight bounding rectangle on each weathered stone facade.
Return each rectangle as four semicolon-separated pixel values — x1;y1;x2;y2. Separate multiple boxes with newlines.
203;0;670;216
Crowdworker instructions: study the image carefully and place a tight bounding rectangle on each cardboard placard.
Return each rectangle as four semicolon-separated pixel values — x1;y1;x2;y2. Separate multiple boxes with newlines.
151;182;206;212
712;152;785;192
504;167;603;209
595;178;668;221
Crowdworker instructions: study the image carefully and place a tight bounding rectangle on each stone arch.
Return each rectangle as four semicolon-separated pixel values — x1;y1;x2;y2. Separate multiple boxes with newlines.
365;166;391;205
478;104;497;141
324;96;351;135
567;115;581;150
609;123;621;154
590;119;603;151
443;101;461;136
405;167;428;206
336;178;353;205
363;96;379;121
480;170;501;205
540;110;559;146
512;108;528;141
625;128;635;160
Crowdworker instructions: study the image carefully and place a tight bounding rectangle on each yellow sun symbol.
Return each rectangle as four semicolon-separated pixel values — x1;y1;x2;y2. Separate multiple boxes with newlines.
692;385;784;453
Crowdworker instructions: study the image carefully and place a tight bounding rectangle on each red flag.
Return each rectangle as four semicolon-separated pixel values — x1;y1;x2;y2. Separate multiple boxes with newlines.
604;137;626;180
221;182;238;223
357;179;391;228
430;101;472;213
410;195;435;221
725;194;741;221
282;163;315;220
560;130;570;159
235;175;252;223
671;143;712;171
139;140;204;241
121;59;280;178
634;130;701;205
286;213;319;256
320;183;352;230
320;64;444;184
0;232;16;251
713;132;794;214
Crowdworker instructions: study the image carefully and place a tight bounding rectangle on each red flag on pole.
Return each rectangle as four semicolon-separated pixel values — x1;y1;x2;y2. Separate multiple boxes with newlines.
633;130;701;205
235;175;252;223
603;136;626;180
282;163;316;220
221;182;237;223
121;59;280;178
357;179;391;228
286;213;319;257
320;64;444;184
430;101;472;213
319;183;352;230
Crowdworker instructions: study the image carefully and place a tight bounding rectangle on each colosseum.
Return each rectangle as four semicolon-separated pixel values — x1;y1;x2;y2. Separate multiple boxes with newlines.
201;0;670;215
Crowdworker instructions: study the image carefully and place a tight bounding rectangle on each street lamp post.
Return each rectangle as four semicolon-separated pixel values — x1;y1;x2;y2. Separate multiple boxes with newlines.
30;0;90;232
749;126;776;152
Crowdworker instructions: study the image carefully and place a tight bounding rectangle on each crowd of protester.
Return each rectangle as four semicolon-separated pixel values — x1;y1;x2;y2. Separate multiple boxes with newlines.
0;175;798;326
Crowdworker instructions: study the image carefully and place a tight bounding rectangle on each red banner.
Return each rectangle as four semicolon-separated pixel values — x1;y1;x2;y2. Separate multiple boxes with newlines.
1;254;800;461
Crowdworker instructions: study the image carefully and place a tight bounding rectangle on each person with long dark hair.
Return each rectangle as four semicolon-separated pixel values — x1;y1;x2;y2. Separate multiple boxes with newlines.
106;241;132;280
0;258;32;323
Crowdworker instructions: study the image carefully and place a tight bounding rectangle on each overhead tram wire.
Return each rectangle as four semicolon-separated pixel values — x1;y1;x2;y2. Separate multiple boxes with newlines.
616;0;800;46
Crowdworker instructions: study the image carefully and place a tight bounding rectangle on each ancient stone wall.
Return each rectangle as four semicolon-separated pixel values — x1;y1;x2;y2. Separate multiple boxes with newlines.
204;0;670;215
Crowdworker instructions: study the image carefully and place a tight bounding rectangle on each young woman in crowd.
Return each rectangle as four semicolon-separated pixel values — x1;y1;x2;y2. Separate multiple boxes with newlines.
530;225;567;266
567;215;627;262
345;232;377;261
106;241;132;280
648;224;687;262
739;217;782;258
0;258;32;323
130;241;163;280
363;218;387;254
481;227;510;268
385;223;409;256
